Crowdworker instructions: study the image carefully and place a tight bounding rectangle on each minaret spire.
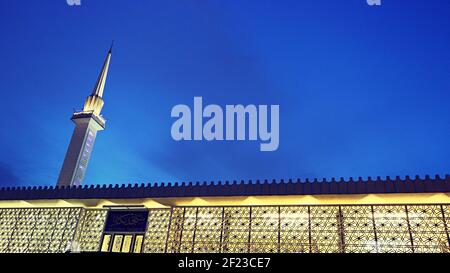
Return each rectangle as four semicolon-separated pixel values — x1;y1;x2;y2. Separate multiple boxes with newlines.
91;44;112;98
82;46;112;116
57;45;113;187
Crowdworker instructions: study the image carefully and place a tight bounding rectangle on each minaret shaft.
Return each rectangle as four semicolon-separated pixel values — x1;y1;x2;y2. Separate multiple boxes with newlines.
57;46;112;187
57;117;103;187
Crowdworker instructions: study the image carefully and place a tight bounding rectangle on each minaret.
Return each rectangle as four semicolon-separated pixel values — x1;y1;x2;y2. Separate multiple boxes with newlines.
56;46;112;187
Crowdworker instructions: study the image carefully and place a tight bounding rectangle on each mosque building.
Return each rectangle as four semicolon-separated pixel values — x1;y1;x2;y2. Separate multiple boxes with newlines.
0;48;449;253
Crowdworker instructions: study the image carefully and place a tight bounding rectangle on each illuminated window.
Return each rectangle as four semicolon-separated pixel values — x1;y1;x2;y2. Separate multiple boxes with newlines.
111;235;123;253
121;235;133;253
100;234;111;252
133;235;144;253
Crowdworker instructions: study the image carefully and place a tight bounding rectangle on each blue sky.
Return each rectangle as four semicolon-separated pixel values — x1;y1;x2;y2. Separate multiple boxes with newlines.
0;0;449;187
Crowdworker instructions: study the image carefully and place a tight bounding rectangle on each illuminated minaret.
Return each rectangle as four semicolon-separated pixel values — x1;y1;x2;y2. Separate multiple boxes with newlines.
57;46;112;187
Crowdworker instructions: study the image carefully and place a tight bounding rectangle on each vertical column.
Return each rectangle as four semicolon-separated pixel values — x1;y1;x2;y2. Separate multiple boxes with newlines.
404;205;415;253
441;205;450;251
371;206;379;253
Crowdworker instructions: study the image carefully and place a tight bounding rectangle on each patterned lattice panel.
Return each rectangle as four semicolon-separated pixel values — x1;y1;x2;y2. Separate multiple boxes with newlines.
0;209;15;252
221;207;250;253
0;208;82;253
193;207;223;253
407;205;449;253
74;209;107;252
372;205;413;253
143;208;171;253
179;207;197;253
250;207;279;253
310;206;341;253
49;208;80;252
166;207;184;253
161;204;450;253
279;206;309;253
340;206;376;253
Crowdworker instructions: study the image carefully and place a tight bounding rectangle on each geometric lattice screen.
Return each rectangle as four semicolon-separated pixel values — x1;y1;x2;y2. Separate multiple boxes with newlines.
143;209;171;253
73;209;108;252
0;208;82;253
0;208;108;253
0;205;449;253
146;205;450;253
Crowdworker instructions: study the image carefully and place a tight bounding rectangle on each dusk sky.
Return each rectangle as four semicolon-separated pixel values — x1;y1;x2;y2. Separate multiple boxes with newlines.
0;0;449;187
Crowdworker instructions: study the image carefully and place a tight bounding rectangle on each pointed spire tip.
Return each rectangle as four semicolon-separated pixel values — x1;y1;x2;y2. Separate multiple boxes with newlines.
109;40;114;53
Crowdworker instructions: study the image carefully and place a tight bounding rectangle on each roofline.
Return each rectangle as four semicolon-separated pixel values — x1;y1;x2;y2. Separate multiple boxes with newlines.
0;175;449;201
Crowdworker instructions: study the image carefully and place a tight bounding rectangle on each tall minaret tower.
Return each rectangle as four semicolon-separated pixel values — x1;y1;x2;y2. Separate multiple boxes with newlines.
57;46;112;187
